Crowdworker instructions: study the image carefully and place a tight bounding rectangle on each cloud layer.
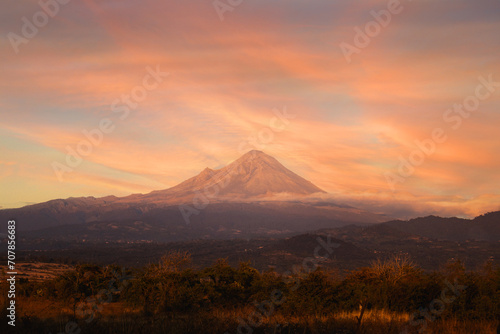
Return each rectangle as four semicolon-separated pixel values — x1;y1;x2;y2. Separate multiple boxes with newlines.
1;0;499;218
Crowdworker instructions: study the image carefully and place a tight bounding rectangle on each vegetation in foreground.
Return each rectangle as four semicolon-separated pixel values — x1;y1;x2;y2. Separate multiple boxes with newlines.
1;254;499;333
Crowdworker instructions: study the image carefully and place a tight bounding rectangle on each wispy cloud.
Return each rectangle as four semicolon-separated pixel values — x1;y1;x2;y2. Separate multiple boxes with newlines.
1;0;499;217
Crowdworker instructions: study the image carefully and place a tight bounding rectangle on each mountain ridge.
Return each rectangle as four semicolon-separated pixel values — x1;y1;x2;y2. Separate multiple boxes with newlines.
381;212;500;241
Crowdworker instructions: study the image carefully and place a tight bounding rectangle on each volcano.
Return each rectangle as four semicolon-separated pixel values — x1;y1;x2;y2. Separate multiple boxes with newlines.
142;150;325;201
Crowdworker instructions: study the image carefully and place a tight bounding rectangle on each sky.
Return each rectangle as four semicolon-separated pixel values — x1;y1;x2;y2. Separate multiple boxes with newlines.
1;0;499;218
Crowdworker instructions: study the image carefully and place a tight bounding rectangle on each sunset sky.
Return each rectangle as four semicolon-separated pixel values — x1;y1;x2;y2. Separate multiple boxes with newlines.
1;0;499;218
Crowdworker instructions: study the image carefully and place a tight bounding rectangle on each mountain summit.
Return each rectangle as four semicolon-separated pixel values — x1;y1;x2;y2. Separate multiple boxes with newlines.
210;150;325;197
145;150;325;201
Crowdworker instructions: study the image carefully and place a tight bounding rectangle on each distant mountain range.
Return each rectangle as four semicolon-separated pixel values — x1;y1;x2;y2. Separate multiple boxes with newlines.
381;212;500;242
1;150;498;243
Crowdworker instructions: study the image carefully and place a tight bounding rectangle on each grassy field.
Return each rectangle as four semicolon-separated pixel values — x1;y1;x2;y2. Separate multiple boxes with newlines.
3;302;498;334
1;257;498;334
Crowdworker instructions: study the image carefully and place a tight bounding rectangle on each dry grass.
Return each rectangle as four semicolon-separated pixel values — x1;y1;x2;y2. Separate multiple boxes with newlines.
9;262;74;282
164;307;497;334
15;296;68;319
424;318;498;334
5;299;499;333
